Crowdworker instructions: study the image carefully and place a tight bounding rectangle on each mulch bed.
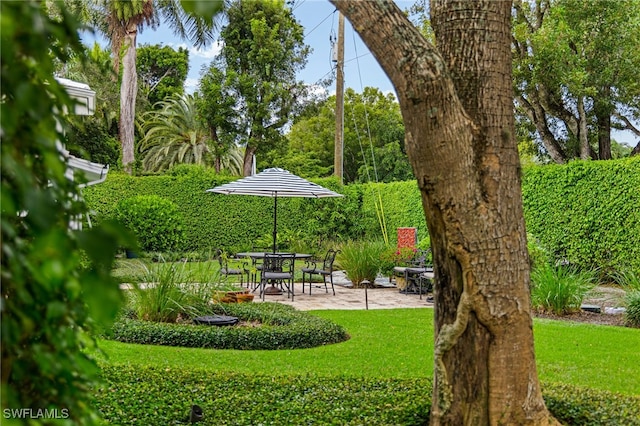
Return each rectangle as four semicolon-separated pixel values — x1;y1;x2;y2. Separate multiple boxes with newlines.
534;310;628;327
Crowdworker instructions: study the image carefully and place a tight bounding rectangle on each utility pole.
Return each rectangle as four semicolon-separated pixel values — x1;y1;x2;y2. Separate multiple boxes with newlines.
334;12;344;184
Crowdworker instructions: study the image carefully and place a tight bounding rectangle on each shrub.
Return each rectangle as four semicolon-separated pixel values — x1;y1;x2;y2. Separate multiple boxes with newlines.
84;159;640;277
108;302;349;350
95;366;432;426
527;233;552;270
530;263;597;314
337;240;387;287
624;291;640;328
115;195;184;252
522;158;640;278
93;366;640;426
543;383;640;425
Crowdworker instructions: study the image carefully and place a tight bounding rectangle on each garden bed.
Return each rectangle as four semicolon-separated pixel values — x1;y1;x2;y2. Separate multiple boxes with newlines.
108;302;350;350
535;285;630;327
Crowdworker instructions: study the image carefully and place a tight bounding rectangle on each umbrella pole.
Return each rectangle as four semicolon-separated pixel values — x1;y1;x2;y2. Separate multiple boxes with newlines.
272;195;278;253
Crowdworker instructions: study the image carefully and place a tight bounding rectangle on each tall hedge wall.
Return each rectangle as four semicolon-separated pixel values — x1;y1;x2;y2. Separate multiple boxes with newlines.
83;159;640;274
522;157;640;276
82;166;364;253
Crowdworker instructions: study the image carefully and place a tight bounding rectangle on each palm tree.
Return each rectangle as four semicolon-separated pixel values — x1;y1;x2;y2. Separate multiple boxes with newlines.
138;94;243;174
88;0;222;174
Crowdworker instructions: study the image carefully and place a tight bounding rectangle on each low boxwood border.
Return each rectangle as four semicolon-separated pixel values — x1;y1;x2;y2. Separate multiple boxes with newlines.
94;365;640;425
108;302;349;350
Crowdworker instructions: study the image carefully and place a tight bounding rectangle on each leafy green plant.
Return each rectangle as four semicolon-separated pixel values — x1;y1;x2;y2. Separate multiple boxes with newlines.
115;195;185;252
96;366;433;426
530;263;597;314
95;366;640;426
624;291;640;328
337;240;387;287
527;233;551;270
124;257;247;323
1;2;128;423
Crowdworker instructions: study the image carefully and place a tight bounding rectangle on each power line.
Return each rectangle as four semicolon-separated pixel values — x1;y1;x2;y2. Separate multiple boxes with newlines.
304;9;336;37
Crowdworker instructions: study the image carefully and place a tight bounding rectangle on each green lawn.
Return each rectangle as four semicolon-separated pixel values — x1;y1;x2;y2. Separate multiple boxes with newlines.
96;308;640;396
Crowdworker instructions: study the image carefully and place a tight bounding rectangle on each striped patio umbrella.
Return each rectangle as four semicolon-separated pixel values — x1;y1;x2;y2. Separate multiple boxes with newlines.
207;168;343;252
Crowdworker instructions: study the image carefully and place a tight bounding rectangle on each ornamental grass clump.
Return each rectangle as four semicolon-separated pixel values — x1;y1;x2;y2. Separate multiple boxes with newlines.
337;240;387;287
624;291;640;328
127;259;234;323
129;260;193;323
613;269;640;292
530;263;597;315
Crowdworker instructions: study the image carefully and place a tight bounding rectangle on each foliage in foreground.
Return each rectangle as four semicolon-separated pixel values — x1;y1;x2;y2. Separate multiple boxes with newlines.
109;302;349;350
1;1;126;423
94;365;640;426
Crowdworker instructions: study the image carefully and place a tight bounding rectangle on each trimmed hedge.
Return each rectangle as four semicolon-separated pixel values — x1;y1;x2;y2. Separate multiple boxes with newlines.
94;365;640;425
522;157;640;277
84;159;640;275
109;302;349;350
544;383;640;425
114;195;184;252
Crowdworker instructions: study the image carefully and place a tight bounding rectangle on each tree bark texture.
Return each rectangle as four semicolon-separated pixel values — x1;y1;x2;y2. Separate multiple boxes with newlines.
120;23;138;175
595;88;612;160
332;1;557;425
243;145;257;176
577;96;591;160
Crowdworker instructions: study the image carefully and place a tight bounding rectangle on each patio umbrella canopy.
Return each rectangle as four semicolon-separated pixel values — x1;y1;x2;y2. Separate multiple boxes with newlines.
207;168;343;252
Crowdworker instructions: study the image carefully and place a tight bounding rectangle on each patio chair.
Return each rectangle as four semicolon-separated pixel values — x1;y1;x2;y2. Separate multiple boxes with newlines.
245;245;271;289
259;253;296;301
403;249;432;295
301;249;340;296
215;249;247;287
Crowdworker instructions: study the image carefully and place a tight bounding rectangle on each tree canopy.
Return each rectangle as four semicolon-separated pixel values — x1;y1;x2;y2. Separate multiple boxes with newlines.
198;0;309;176
84;0;221;173
513;0;640;162
138;43;189;107
272;87;410;183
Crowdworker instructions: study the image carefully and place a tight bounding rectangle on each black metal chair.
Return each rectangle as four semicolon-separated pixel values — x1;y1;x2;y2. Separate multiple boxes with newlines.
259;253;296;300
418;269;435;300
246;245;271;289
216;249;247;287
403;249;432;295
301;249;340;296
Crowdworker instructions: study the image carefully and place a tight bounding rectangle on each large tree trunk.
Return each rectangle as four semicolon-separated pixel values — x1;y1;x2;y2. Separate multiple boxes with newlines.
595;88;612;160
243;145;257;176
120;23;138;175
577;96;591;160
332;1;557;425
